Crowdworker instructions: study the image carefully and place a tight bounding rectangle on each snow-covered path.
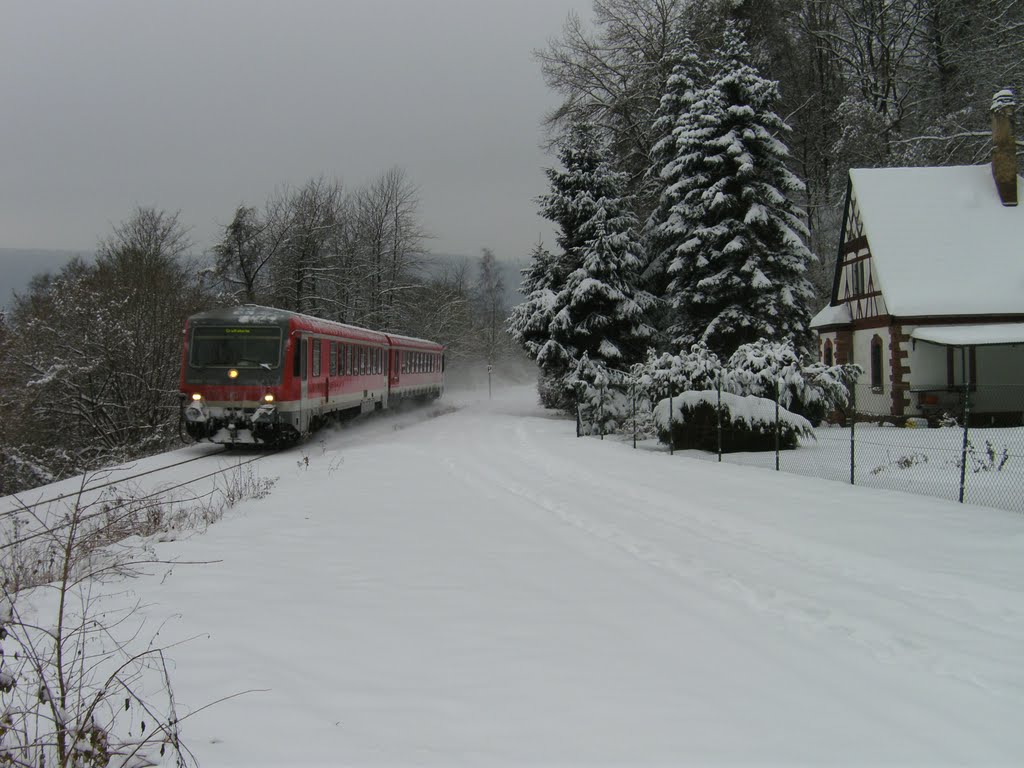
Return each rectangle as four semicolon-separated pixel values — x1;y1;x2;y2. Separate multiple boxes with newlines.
22;386;1024;765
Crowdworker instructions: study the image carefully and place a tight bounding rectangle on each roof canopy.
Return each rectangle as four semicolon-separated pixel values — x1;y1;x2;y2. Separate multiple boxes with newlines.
849;165;1024;317
910;323;1024;346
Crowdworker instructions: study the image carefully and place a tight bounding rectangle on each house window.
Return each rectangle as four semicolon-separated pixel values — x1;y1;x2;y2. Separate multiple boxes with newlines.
850;260;865;295
870;335;884;391
823;339;834;367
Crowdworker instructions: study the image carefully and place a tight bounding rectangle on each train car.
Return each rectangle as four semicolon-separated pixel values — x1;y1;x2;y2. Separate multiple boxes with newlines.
386;333;446;404
179;305;443;445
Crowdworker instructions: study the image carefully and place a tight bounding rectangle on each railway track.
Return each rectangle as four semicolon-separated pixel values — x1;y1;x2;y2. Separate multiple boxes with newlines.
1;446;231;518
0;444;279;555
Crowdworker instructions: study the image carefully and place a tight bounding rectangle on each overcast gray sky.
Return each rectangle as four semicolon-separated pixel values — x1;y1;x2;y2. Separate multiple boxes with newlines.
0;0;592;261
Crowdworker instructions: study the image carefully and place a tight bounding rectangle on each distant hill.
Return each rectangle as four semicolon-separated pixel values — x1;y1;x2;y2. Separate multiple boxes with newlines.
0;249;533;312
424;252;529;303
0;248;93;309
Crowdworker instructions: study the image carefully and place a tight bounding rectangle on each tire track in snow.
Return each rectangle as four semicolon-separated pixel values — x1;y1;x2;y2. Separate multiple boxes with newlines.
428;406;1020;697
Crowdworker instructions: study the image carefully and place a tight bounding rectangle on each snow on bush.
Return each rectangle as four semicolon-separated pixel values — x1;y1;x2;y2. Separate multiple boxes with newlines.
653;390;814;452
569;354;632;435
724;340;861;425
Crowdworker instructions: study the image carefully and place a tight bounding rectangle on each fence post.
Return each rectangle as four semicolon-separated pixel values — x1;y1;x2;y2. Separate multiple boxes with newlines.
774;378;781;471
632;377;637;450
576;398;582;438
716;374;723;462
958;347;971;503
849;384;856;485
668;388;674;456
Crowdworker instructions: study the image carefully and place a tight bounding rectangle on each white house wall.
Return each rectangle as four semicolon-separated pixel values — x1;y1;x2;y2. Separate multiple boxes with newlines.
851;326;893;414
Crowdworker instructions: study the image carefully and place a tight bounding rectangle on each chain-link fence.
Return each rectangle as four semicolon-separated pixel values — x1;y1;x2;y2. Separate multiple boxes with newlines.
579;378;1024;515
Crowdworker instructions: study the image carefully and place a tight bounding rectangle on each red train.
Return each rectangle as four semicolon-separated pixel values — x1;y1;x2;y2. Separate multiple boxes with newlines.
179;305;445;445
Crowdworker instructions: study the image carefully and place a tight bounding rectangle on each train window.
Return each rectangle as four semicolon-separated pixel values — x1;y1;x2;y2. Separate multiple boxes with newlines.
311;339;321;378
190;325;282;369
402;352;407;374
376;348;382;374
330;342;337;376
360;347;366;376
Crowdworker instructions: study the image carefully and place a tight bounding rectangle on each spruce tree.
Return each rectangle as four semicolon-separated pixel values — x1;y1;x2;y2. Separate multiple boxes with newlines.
537;122;625;284
511;123;653;411
508;240;559;365
643;30;705;328
549;192;653;371
653;23;816;359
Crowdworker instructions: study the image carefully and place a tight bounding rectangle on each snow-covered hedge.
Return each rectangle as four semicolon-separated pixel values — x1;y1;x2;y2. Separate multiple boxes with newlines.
653;390;814;452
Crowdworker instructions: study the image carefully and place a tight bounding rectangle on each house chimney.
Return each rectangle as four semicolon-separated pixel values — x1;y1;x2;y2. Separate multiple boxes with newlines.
991;89;1018;206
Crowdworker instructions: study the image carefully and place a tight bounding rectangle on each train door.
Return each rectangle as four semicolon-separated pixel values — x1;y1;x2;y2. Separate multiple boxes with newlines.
389;348;400;389
299;334;308;433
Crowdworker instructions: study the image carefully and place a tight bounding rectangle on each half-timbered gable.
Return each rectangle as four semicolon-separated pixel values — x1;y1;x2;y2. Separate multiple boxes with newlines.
834;184;887;321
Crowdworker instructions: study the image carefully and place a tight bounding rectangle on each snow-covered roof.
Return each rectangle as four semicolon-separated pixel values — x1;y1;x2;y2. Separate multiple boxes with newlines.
809;302;851;330
910;323;1024;346
850;165;1024;317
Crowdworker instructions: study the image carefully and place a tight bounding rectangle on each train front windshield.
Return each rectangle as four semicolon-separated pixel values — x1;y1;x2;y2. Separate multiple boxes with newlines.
190;326;283;369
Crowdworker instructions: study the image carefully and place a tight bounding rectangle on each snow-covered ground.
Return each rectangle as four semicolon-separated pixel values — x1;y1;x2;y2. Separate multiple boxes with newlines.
5;384;1024;765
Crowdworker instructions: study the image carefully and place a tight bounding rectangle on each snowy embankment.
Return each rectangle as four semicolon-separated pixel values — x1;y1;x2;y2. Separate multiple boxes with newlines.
5;385;1024;765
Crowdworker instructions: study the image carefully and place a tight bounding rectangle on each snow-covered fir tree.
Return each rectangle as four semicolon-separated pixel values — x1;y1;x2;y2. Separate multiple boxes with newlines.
643;29;705;326
511;124;654;411
508;239;559;364
548;189;654;371
537;122;627;283
651;23;816;360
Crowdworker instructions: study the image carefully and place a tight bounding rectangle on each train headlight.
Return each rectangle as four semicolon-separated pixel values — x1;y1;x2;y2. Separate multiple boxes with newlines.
228;369;239;379
263;394;274;403
191;393;202;401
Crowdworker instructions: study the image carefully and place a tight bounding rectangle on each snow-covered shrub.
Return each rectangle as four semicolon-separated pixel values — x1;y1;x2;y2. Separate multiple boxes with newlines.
959;440;1011;473
634;342;723;399
1;487;191;767
568;354;632;435
653;390;814;452
724;340;861;425
537;369;575;413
